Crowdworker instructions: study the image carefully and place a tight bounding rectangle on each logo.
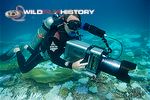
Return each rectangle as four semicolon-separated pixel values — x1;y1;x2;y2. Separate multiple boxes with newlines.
50;42;58;52
5;5;25;22
5;5;95;22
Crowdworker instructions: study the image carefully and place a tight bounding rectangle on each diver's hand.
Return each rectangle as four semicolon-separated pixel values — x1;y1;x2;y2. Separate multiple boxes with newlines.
72;59;88;70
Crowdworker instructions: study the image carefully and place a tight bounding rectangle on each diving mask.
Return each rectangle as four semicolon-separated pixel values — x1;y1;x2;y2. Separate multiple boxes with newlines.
67;20;81;31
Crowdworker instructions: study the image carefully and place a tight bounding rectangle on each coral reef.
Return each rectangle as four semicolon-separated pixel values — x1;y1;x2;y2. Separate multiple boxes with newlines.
0;32;150;99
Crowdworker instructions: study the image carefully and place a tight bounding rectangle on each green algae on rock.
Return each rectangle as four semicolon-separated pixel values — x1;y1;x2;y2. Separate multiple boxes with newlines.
22;66;75;83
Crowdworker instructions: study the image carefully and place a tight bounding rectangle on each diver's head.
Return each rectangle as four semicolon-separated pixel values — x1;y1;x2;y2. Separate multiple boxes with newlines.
64;14;81;33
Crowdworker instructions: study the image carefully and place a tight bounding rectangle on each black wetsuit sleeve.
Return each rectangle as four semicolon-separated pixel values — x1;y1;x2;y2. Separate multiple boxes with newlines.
48;48;72;69
82;23;106;38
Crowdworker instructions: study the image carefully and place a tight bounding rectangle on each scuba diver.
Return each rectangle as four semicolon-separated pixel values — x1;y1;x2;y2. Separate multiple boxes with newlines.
0;14;110;73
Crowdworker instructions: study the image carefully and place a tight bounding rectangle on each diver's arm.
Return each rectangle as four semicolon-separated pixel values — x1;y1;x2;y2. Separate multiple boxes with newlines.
49;53;72;69
50;53;88;70
82;23;106;38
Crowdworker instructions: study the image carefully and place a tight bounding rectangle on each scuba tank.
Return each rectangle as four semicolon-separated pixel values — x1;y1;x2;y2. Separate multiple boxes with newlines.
30;17;54;50
30;14;63;50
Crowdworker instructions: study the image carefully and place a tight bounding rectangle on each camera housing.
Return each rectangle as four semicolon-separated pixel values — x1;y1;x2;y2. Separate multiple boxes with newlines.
64;40;136;83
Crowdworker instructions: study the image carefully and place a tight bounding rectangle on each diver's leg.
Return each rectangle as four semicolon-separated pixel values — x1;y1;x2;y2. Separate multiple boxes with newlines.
24;45;35;54
15;48;26;68
19;52;44;73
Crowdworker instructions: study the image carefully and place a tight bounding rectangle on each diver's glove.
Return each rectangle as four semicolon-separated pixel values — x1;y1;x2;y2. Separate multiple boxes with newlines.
83;23;106;38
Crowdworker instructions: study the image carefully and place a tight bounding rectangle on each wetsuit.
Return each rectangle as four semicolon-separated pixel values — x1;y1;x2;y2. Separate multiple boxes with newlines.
16;18;106;73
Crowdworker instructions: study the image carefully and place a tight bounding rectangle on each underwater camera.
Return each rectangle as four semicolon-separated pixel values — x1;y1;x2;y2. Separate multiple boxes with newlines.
64;40;136;83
